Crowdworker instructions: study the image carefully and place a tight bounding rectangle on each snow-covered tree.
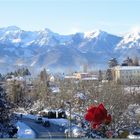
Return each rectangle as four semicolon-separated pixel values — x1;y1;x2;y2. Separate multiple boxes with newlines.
0;86;17;138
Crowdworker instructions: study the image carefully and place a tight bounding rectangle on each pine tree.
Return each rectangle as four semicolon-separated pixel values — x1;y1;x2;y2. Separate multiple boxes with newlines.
105;69;113;81
0;86;17;138
122;57;133;66
25;68;31;76
98;70;103;82
108;58;118;68
40;68;48;82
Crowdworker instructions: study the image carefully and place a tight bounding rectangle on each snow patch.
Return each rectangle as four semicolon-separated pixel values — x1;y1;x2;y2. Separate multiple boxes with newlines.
31;61;36;67
16;121;36;138
12;38;21;43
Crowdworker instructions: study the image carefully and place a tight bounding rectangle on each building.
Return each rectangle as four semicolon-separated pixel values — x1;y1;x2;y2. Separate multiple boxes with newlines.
73;72;91;79
64;75;77;80
112;66;140;84
64;72;98;82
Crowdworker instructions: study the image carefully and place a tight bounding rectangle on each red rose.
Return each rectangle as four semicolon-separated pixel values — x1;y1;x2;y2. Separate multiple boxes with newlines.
93;103;107;123
105;114;112;125
84;111;94;122
87;105;97;113
92;123;100;129
85;103;112;128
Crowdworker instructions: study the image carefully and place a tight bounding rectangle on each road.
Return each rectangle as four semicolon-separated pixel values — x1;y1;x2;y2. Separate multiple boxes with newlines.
21;118;66;138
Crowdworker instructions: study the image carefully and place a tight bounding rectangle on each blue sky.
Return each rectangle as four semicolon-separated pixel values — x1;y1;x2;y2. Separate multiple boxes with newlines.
0;0;140;35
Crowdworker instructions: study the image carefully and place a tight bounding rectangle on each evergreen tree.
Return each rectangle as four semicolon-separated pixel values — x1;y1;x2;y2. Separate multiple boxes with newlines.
25;68;31;76
40;68;48;82
105;69;113;81
122;57;133;66
108;58;118;68
98;70;103;82
0;86;17;138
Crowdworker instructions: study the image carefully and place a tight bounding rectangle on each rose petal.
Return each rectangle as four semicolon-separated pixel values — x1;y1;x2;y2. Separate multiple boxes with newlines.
92;123;100;129
105;114;112;125
84;112;94;122
87;105;97;113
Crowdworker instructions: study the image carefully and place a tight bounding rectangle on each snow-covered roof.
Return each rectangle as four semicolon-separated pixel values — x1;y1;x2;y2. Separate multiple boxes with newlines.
74;72;89;75
65;76;76;79
7;76;25;81
113;66;140;70
40;108;65;113
49;75;55;82
81;77;98;80
50;86;60;93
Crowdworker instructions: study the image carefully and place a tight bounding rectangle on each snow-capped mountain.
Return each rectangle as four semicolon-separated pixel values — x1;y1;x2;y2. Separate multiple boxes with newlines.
115;30;140;61
116;30;140;49
0;26;140;74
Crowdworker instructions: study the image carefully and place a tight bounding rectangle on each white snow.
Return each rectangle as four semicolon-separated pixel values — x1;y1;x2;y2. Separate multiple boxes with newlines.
15;112;85;138
75;92;86;100
116;30;140;49
16;121;35;138
25;41;34;46
50;86;60;93
31;61;36;67
113;66;140;70
49;118;69;127
14;108;28;114
7;76;25;82
81;77;98;81
128;134;140;139
84;30;101;39
12;38;21;43
72;127;85;137
124;86;140;94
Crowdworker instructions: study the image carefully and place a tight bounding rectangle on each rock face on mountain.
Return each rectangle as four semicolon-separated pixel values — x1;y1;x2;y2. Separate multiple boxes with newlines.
0;26;140;74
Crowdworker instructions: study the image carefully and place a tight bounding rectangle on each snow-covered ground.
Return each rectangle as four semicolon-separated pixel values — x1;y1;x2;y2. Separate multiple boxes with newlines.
16;113;69;127
124;86;140;94
16;121;36;138
48;118;70;128
15;113;85;138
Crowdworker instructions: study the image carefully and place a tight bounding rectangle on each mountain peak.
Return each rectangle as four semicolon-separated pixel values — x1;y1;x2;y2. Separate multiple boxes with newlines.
116;29;140;49
123;30;140;42
84;29;106;39
40;28;54;34
4;26;21;31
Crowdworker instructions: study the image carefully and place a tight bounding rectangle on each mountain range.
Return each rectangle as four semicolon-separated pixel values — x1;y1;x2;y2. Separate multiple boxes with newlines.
0;26;140;74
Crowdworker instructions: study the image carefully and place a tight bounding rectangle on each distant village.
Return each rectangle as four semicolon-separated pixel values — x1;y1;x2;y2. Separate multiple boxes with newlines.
65;56;140;85
0;56;139;87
